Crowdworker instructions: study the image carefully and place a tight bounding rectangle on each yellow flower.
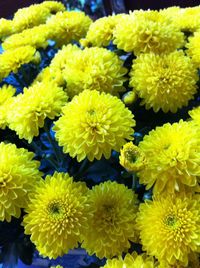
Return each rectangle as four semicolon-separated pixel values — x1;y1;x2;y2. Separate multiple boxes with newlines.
0;19;13;40
0;84;16;129
136;194;200;266
186;31;200;68
2;25;50;50
0;142;42;222
80;14;126;47
129;50;198;113
82;181;138;259
189;106;200;124
119;142;145;172
23;172;90;259
159;252;200;268
7;81;68;143
54;90;135;162
0;46;39;81
113;10;184;55
102;252;157;268
122;91;137;106
51;266;63;268
137;121;200;194
46;11;92;47
62;46;127;98
12;1;65;32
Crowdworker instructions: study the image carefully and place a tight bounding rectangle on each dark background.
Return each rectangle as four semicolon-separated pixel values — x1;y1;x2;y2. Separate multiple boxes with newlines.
1;0;200;18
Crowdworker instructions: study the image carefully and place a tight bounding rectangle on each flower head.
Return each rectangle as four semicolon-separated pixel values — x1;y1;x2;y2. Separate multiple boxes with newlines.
113;10;184;55
0;85;16;129
119;142;145;172
46;11;92;47
0;19;13;40
136;194;200;266
186;31;200;68
7;81;68;143
137;121;200;194
0;142;42;222
129;50;198;113
62;46;127;98
54;90;135;162
23;172;90;259
82;181;138;258
189;106;200;124
0;46;39;81
102;252;157;268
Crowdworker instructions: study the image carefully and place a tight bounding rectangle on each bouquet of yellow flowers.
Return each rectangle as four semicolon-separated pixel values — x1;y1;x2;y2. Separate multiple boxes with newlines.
0;1;199;267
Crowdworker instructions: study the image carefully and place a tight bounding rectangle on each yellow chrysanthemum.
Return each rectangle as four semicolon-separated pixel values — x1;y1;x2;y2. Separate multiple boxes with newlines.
46;11;92;47
113;10;184;55
136;121;200;194
102;252;157;268
80;14;126;47
172;6;200;33
2;25;50;50
159;252;200;268
129;50;198;113
0;46;39;81
7;81;68;143
136;194;200;266
61;45;127;98
51;266;63;268
23;172;90;259
12;1;65;32
122;91;137;106
0;84;16;129
0;142;42;222
186;31;200;68
54;90;135;162
119;142;145;172
0;19;13;40
82;181;138;258
189;106;200;124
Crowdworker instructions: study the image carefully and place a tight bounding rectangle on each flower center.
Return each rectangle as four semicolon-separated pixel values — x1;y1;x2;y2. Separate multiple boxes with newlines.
125;149;137;163
48;201;65;219
165;215;178;227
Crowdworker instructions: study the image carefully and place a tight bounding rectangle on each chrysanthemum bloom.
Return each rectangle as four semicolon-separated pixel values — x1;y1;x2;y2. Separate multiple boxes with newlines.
82;181;138;258
129;50;198;113
102;252;157;268
0;19;13;40
0;142;42;222
46;11;92;47
0;46;39;81
113;10;184;55
0;85;16;129
54;90;135;162
2;25;50;50
136;121;200;194
159;252;200;268
189;106;200;124
7;81;68;143
186;31;200;68
119;142;145;172
12;1;65;32
122;91;137;106
136;194;200;266
80;14;127;47
23;172;91;259
62;46;128;98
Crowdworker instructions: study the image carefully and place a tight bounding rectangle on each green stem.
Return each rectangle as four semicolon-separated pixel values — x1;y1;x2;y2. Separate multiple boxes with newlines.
43;123;63;165
132;173;137;191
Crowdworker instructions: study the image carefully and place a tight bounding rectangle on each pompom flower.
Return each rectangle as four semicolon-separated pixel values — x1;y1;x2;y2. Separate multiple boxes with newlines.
0;142;42;222
119;142;145;172
82;181;138;258
189;106;200;124
0;84;16;129
136;194;200;266
62;46;128;98
102;252;157;268
113;10;184;55
0;46;39;81
54;90;135;162
129;50;198;113
186;31;200;68
136;121;200;194
7;81;68;143
0;19;13;40
46;11;92;47
23;172;90;259
80;14;126;47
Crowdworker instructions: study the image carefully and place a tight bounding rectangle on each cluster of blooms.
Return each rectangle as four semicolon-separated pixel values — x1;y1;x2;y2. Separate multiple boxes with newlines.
0;2;200;268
